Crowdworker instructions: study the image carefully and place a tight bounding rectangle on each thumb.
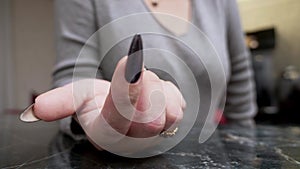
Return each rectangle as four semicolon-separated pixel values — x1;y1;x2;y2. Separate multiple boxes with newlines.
32;79;110;121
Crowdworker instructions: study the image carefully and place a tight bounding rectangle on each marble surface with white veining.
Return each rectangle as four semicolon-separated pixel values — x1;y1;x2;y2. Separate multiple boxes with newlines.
1;114;300;169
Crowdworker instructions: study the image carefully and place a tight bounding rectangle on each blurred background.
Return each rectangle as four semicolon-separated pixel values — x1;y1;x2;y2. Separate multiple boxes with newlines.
0;0;300;125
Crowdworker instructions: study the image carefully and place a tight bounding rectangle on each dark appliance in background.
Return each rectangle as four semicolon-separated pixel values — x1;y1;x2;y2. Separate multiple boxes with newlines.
246;28;278;123
277;66;300;124
248;28;300;124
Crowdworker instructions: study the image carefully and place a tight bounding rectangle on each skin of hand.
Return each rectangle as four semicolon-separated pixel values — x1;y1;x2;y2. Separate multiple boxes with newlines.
33;56;186;150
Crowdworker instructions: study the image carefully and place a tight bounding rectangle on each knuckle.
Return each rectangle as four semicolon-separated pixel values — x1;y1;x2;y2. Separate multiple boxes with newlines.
144;121;164;135
144;71;160;81
167;110;183;125
165;81;174;86
165;81;177;89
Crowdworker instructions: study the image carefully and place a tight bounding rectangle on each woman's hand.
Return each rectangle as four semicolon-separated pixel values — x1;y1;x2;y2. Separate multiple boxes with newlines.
33;56;185;150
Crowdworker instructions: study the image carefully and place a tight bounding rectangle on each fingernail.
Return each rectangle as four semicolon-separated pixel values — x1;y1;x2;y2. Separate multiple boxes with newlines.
19;103;41;123
125;34;143;83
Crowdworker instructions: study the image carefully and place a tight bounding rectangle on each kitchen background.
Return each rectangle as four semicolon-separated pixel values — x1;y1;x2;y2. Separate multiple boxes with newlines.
1;0;300;123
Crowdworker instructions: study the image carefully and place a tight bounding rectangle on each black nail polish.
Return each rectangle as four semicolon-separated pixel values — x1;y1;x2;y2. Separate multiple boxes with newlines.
125;34;143;83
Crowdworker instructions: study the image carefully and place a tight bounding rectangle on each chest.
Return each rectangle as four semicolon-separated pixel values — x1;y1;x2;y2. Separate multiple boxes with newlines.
94;0;231;82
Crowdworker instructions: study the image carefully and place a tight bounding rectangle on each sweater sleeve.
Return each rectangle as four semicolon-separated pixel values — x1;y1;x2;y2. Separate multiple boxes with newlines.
53;0;102;87
223;0;257;126
53;0;101;139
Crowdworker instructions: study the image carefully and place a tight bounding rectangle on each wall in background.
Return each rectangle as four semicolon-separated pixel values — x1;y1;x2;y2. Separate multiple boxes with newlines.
12;0;55;109
0;0;15;111
238;0;300;77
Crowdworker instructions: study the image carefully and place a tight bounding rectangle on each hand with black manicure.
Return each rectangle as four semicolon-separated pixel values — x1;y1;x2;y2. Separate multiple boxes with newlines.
24;34;186;151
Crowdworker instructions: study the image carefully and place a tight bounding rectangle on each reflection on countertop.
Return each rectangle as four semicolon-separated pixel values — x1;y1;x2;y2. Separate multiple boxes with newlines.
1;114;300;169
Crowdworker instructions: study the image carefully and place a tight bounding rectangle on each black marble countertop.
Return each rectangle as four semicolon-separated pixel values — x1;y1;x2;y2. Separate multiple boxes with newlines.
1;114;300;169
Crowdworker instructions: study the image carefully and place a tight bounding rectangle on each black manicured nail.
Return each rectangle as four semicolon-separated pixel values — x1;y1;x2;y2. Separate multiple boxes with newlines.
125;34;143;83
